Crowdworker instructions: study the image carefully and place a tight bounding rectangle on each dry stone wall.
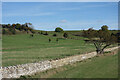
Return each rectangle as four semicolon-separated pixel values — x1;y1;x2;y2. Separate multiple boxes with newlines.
1;61;52;78
1;46;119;78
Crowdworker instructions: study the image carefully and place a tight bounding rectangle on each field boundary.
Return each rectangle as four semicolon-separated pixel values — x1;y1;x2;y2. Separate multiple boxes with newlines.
1;46;119;78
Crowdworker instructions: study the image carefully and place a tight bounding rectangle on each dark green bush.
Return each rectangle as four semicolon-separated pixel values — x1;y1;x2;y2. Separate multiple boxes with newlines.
53;34;57;36
55;27;63;32
44;32;48;35
2;28;6;34
63;33;68;38
20;75;27;79
41;31;43;34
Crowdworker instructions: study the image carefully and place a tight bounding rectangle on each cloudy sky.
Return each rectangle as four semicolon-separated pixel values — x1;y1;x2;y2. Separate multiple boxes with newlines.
2;2;118;31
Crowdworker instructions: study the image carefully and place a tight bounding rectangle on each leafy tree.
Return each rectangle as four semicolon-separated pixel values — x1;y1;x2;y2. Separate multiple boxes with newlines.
83;25;117;54
55;27;63;32
2;23;35;35
16;23;20;30
26;23;34;29
11;28;16;35
30;30;35;34
2;24;6;28
63;33;68;38
8;24;11;28
101;25;108;31
2;29;6;34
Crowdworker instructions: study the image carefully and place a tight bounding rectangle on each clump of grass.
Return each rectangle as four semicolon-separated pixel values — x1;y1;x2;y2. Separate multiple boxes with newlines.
20;75;27;79
104;51;111;54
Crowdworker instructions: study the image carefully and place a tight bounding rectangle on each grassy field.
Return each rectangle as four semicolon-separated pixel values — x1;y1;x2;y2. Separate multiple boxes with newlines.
28;50;118;78
2;32;96;67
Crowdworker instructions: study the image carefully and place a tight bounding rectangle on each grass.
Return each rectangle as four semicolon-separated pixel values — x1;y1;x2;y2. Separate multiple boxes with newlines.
29;50;118;78
2;33;96;67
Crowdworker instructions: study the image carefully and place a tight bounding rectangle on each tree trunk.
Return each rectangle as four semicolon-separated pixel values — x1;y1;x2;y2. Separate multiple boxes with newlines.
94;43;111;54
96;48;104;54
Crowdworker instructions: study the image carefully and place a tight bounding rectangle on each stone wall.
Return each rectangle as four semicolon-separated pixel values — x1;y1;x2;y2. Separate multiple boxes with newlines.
1;46;119;78
1;61;52;78
51;51;97;68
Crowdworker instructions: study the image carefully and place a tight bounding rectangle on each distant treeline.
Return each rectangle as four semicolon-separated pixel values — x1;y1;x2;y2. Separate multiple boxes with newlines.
70;29;119;37
1;23;35;35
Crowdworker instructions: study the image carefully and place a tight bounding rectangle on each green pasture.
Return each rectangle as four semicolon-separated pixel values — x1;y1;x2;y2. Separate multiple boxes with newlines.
29;51;118;78
2;31;117;67
2;32;96;67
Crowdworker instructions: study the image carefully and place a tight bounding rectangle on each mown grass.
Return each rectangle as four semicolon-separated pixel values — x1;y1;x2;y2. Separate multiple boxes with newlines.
2;33;96;67
29;50;118;78
2;31;117;67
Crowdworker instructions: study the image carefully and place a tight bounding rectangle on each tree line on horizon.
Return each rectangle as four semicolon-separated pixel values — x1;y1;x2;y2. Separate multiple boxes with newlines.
1;23;35;35
1;23;120;54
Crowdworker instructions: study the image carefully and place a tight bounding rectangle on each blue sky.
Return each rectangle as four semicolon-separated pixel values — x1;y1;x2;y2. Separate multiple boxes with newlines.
2;2;118;31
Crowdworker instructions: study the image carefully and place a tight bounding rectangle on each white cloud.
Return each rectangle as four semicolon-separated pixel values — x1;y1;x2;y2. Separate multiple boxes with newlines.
60;20;67;23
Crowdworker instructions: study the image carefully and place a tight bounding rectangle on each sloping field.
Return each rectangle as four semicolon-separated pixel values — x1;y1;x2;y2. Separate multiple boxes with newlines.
2;34;96;67
29;49;118;78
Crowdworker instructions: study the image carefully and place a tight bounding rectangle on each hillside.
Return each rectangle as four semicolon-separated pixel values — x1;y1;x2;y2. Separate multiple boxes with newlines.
29;49;118;78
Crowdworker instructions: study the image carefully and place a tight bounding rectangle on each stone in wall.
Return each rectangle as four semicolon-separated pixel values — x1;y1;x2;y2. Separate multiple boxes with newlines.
1;46;118;78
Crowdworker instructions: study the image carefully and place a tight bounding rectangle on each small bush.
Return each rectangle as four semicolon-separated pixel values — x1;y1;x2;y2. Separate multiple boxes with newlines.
20;75;27;79
55;27;63;32
11;29;16;35
63;33;68;38
38;32;41;34
41;31;43;34
2;28;6;34
53;34;57;37
49;38;51;42
56;38;59;42
44;32;48;35
104;51;111;54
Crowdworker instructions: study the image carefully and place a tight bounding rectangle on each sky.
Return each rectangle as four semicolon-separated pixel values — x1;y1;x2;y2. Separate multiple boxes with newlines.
2;2;118;31
1;0;120;2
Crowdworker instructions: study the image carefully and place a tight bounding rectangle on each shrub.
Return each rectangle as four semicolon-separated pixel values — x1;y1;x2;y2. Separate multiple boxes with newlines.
11;29;16;35
55;27;63;32
41;31;43;34
2;29;6;34
49;38;51;42
20;75;27;79
63;33;68;38
38;32;41;34
44;32;48;35
56;38;59;42
53;34;57;37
